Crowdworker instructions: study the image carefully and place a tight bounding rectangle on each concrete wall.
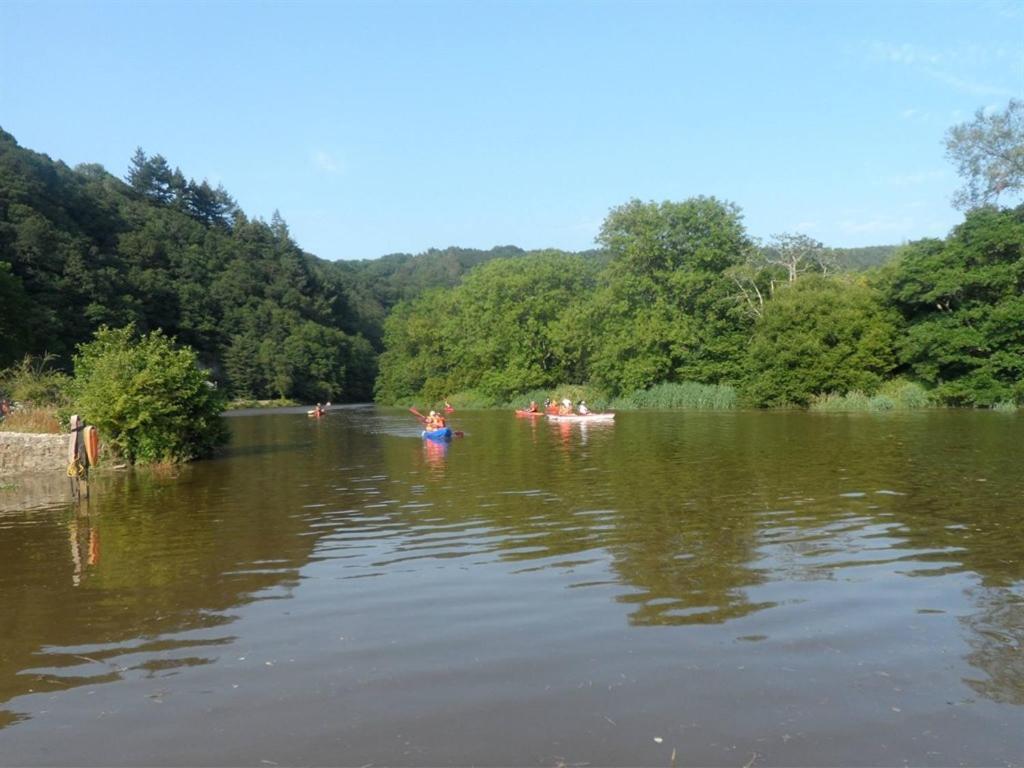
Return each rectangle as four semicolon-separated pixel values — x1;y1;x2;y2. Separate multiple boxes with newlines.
0;432;67;476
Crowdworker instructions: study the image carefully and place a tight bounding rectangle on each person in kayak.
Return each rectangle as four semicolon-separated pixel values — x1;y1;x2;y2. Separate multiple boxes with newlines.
527;400;539;413
577;400;590;415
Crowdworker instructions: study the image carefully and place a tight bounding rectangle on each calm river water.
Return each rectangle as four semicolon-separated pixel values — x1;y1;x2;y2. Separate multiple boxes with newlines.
1;407;1022;766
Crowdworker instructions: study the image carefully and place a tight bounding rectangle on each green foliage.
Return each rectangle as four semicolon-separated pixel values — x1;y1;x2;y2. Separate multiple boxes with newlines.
0;129;377;404
945;99;1024;210
831;245;900;271
742;276;900;407
69;326;228;463
0;354;70;406
884;205;1024;406
589;197;754;393
442;389;497;410
374;251;600;404
0;261;35;367
809;379;932;411
611;381;738;410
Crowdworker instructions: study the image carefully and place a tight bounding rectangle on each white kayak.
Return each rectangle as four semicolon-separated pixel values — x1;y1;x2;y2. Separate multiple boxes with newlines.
546;412;615;423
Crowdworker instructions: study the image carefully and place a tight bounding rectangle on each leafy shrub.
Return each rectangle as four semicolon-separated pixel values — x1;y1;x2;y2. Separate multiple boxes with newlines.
0;354;70;407
441;389;497;409
876;378;932;409
69;326;228;463
612;381;738;410
992;400;1019;413
810;379;932;412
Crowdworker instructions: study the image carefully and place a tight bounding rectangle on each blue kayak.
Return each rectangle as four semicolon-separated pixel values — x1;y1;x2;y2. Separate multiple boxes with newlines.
422;427;452;441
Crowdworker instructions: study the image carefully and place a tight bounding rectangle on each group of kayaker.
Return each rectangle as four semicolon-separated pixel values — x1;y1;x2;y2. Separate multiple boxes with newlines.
539;397;590;415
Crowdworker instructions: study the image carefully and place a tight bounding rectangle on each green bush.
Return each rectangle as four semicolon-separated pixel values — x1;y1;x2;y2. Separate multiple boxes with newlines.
441;389;498;409
69;326;228;463
809;379;933;412
876;378;932;409
0;354;70;407
611;381;737;410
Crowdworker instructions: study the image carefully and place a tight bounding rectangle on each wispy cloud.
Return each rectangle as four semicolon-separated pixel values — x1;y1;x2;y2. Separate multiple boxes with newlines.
884;170;947;187
312;150;342;174
868;41;1018;98
838;214;915;236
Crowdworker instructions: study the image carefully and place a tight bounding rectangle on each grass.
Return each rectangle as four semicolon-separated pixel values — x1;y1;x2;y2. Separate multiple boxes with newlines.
0;354;70;407
0;407;63;434
612;381;738;410
992;400;1019;413
810;379;933;412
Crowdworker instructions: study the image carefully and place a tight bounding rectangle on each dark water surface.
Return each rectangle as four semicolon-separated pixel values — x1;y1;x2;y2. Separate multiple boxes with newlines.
2;407;1022;766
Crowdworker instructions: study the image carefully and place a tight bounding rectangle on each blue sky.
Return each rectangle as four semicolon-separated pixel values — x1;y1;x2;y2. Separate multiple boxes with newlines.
2;0;1021;260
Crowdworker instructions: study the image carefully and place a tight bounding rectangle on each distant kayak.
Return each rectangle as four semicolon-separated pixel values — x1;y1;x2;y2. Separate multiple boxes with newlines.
546;413;615;423
422;427;453;441
515;409;544;417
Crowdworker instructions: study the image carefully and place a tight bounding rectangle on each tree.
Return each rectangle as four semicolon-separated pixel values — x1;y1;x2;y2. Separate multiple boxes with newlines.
742;276;899;407
589;197;754;393
884;205;1024;406
763;232;834;282
946;100;1024;210
0;261;34;366
70;325;228;463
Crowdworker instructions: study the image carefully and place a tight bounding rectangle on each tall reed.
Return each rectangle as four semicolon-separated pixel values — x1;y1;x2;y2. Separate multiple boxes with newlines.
612;381;738;410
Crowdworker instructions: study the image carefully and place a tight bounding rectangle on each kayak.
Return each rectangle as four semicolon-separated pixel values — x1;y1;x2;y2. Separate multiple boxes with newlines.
546;413;615;423
422;427;453;441
515;409;544;417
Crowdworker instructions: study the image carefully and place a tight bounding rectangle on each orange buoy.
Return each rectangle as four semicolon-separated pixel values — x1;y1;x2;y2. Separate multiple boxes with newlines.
83;425;100;466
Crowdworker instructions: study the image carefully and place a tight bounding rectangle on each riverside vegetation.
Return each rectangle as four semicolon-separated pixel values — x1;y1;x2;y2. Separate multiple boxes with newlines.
0;101;1021;463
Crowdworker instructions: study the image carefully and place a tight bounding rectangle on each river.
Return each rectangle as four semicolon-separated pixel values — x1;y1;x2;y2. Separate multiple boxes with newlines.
1;407;1022;765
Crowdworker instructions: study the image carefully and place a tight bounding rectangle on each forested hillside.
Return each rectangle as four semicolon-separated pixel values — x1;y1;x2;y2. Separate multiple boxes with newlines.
376;198;1023;409
3;104;1020;413
0;129;548;401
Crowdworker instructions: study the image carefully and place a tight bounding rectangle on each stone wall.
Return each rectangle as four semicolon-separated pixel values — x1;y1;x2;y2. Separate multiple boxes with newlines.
0;432;68;476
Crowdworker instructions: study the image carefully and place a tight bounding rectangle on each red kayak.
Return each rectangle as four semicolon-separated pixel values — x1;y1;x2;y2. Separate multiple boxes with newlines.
515;409;544;417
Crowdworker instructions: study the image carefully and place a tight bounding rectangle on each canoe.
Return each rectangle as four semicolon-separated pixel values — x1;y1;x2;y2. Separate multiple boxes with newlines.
515;409;544;417
546;412;615;423
422;427;453;441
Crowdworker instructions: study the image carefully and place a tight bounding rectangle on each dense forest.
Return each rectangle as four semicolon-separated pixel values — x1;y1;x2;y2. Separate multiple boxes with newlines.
2;100;1022;410
0;128;546;402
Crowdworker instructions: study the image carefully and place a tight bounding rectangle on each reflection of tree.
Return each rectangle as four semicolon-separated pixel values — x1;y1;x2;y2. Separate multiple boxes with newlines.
961;587;1024;705
602;414;771;626
0;415;340;727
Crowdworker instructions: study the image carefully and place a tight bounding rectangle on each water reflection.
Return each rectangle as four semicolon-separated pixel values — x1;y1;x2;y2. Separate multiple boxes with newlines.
0;408;1021;765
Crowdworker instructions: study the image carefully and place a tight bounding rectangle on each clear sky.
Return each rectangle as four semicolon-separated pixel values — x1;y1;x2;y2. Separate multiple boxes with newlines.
2;0;1021;260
